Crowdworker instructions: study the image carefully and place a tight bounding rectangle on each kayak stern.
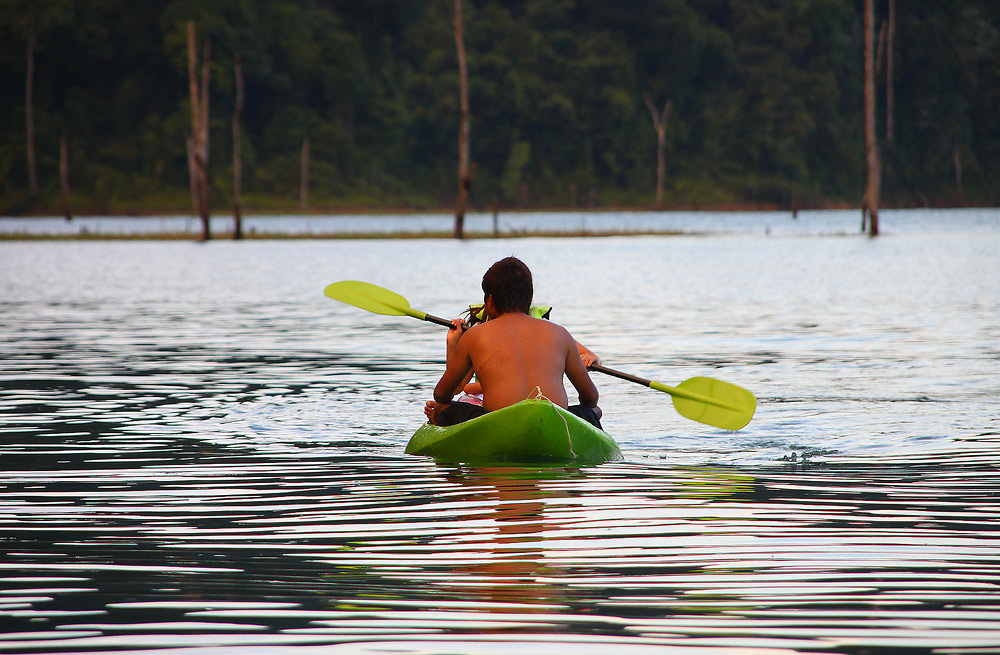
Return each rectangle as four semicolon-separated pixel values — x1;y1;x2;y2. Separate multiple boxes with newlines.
405;399;622;465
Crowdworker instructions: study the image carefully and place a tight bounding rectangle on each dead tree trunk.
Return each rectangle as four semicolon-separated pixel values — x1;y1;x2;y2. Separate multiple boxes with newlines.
453;0;471;239
60;135;71;220
187;22;204;231
863;0;880;236
232;54;244;240
643;93;672;208
881;0;896;202
26;31;37;197
300;137;310;210
187;21;211;241
886;0;895;144
199;38;211;236
954;145;963;202
187;139;198;218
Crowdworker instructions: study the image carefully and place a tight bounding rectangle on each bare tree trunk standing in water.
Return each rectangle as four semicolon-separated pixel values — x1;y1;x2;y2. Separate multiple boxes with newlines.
300;138;310;210
187;138;197;217
862;0;880;236
26;31;37;198
954;146;964;202
199;37;211;236
886;0;895;145
232;55;244;240
643;93;672;209
60;135;71;220
881;0;895;204
187;21;211;241
453;0;471;239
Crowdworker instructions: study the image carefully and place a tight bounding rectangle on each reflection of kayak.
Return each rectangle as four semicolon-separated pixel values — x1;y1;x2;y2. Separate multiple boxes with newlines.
405;399;623;464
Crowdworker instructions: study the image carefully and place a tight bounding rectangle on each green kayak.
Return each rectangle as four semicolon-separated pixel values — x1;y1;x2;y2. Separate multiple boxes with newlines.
405;399;623;464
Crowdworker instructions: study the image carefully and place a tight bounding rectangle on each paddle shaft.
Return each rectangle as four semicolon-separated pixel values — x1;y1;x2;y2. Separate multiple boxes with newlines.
422;313;459;329
588;364;653;386
589;364;741;412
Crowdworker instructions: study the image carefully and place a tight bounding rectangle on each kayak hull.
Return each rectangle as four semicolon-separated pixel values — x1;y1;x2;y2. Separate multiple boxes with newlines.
405;399;623;464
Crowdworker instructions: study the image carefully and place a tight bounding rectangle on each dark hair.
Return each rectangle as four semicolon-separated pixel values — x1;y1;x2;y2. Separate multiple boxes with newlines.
481;256;533;314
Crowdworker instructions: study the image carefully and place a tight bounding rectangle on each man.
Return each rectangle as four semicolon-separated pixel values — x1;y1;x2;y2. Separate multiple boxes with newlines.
425;256;602;428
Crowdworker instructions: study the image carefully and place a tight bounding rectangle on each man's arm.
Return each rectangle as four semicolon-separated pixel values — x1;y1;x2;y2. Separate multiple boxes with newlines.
434;326;474;403
564;330;599;408
445;319;475;394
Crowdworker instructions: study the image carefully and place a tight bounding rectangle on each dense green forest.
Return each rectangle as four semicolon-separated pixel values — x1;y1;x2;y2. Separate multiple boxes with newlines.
2;0;998;215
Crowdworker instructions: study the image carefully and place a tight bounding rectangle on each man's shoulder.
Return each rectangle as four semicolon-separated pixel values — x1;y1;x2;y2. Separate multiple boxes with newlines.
473;313;563;334
526;314;573;340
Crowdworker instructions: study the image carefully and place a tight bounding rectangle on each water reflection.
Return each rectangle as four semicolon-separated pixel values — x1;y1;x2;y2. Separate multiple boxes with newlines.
4;459;1000;652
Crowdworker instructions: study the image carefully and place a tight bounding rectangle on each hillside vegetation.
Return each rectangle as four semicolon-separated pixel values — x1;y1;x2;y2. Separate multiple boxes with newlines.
2;0;998;214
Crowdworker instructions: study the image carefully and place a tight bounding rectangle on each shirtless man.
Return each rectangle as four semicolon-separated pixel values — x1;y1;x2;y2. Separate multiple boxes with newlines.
425;257;602;428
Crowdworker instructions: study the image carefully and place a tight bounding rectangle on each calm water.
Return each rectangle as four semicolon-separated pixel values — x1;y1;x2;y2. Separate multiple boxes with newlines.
1;210;999;654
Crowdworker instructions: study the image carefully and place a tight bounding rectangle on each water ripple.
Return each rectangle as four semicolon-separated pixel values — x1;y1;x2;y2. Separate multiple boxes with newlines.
3;458;998;652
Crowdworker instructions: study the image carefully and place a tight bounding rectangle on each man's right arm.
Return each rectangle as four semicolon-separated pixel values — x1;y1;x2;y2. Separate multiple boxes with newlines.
435;326;474;403
445;319;474;394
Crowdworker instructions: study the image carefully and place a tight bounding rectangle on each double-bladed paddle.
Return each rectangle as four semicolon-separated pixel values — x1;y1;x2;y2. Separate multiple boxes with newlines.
324;280;756;430
324;280;456;328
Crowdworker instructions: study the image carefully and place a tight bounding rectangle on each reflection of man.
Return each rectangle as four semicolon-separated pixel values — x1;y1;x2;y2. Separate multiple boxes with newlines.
427;256;601;428
446;467;553;606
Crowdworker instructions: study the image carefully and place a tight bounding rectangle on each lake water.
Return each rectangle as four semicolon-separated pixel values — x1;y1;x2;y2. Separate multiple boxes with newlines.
2;209;999;654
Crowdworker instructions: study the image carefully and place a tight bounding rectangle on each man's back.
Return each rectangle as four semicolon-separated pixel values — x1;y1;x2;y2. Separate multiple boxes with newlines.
464;313;572;411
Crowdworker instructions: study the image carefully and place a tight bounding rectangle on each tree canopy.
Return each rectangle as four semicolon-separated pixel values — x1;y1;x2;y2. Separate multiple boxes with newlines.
1;0;997;214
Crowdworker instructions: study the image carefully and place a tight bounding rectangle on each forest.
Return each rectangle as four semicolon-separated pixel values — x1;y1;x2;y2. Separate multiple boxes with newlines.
1;0;998;216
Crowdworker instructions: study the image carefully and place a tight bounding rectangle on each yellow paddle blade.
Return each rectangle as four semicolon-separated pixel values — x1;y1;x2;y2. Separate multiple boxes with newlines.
323;280;427;320
655;376;756;431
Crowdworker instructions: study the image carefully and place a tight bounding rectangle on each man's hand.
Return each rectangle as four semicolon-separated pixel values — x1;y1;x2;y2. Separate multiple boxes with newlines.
577;342;601;368
446;318;467;354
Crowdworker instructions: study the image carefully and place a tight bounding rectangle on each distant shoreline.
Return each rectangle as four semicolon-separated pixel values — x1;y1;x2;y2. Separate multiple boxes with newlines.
5;200;976;220
2;207;993;241
3;204;809;219
0;229;688;242
5;200;993;221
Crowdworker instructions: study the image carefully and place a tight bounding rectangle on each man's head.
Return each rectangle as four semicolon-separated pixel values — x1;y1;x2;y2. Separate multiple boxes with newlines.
482;256;532;315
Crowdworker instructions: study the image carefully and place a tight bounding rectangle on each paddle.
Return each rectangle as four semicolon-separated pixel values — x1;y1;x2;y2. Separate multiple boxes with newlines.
324;280;756;430
587;364;755;431
324;280;456;328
